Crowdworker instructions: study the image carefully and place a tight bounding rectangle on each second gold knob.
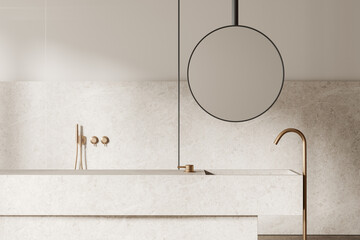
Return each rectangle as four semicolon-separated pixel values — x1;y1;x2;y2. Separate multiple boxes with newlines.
90;136;99;146
101;136;110;146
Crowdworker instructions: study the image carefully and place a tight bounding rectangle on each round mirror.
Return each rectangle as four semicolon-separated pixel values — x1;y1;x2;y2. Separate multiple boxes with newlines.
187;25;284;122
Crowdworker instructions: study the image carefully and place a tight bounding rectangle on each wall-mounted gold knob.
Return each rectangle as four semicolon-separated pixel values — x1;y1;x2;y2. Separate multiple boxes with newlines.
101;136;110;146
77;135;87;145
178;164;195;173
90;136;99;146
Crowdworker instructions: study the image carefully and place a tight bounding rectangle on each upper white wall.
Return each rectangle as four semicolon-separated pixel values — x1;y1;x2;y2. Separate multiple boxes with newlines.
46;0;177;81
240;0;360;81
0;0;177;81
181;0;360;81
0;0;359;81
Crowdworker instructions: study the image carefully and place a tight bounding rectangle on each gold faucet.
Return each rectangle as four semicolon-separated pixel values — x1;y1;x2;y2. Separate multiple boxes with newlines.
75;124;87;170
274;128;307;240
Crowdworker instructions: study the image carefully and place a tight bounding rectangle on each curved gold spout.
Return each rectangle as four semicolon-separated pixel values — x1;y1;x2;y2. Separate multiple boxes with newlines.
274;128;307;240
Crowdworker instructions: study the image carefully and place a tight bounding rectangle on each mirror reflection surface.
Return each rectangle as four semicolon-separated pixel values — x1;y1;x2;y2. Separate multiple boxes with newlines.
187;25;284;122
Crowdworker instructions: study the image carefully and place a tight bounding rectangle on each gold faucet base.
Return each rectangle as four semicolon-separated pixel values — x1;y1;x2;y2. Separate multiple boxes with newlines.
178;164;195;173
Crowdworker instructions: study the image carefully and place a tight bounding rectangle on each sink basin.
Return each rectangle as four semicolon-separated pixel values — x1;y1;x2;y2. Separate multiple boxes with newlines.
204;169;300;175
0;169;206;175
0;169;299;176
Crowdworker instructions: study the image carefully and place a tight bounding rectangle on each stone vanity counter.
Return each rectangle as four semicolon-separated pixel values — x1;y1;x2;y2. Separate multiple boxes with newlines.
0;169;301;216
0;169;302;240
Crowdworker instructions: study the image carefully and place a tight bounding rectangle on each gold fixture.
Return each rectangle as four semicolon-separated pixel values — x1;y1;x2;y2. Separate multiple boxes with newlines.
274;128;307;240
75;124;87;170
101;136;110;146
90;136;99;146
178;164;195;173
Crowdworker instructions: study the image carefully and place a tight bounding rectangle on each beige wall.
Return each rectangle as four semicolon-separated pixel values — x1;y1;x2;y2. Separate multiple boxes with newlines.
0;80;359;234
0;81;177;169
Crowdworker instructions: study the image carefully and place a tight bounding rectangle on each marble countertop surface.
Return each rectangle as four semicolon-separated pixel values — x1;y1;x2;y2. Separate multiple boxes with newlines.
0;169;300;175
